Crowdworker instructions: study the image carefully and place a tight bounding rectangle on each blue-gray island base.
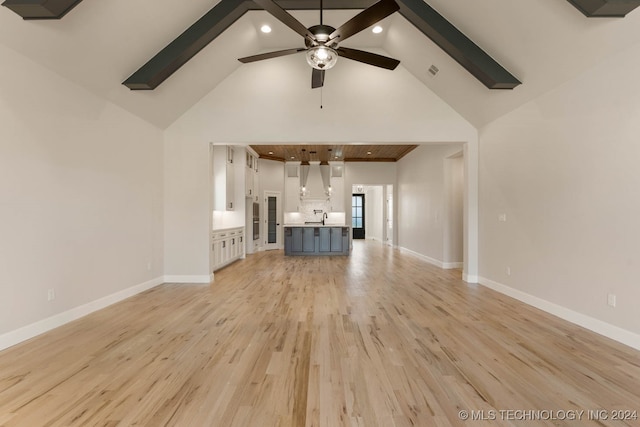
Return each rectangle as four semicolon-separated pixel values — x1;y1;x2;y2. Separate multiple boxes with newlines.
284;226;350;256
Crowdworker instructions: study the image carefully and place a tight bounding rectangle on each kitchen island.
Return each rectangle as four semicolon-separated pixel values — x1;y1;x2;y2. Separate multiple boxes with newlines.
284;225;350;256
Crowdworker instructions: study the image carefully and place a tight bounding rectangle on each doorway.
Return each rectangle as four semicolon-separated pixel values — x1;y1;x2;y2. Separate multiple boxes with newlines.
444;152;464;268
386;185;393;246
352;193;365;239
264;191;281;250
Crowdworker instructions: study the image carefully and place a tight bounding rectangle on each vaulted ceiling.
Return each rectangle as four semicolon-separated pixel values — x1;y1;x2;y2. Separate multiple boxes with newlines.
2;0;640;129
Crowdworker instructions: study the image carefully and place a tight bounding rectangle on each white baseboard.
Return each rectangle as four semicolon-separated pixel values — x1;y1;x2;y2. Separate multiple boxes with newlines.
462;273;479;283
399;246;444;268
163;275;213;284
443;261;463;269
0;276;164;352
478;276;640;351
398;247;463;271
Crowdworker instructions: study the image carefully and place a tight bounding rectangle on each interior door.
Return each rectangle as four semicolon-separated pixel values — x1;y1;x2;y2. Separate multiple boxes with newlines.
264;191;281;250
352;194;365;239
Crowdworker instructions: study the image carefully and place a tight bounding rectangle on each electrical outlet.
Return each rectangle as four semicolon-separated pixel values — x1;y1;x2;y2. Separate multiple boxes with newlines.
147;262;152;271
506;267;511;276
498;213;507;222
607;293;616;307
47;289;55;301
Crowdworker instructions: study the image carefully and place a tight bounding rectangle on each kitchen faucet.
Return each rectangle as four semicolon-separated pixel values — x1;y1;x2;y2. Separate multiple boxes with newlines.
322;212;328;225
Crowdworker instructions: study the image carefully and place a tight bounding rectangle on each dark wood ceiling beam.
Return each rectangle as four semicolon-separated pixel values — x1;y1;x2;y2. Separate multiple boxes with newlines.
124;0;520;90
2;0;83;19
123;0;383;90
396;0;520;89
566;0;640;17
124;0;252;90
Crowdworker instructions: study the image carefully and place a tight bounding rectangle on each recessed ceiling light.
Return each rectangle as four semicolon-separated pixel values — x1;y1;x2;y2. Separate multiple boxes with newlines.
260;25;272;33
367;151;372;155
268;151;274;155
290;156;295;159
372;26;383;34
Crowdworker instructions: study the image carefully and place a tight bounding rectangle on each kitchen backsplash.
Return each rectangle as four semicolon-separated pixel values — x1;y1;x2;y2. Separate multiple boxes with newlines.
284;199;345;225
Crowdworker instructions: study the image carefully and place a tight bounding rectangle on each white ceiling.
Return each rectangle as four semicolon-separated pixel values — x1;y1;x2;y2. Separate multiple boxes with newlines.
1;0;639;129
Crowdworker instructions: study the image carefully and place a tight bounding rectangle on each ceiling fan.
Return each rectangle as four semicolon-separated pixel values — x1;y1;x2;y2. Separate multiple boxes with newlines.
238;0;401;89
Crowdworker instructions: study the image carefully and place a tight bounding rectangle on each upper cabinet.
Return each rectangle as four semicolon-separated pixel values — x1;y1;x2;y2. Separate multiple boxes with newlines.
329;163;345;212
213;146;235;211
284;163;301;212
245;150;259;202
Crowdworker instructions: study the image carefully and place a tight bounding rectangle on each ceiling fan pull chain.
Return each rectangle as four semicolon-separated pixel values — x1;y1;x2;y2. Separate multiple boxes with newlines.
320;87;323;109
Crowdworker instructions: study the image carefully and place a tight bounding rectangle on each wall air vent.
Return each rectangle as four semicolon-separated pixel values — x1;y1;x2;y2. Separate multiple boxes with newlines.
428;64;439;77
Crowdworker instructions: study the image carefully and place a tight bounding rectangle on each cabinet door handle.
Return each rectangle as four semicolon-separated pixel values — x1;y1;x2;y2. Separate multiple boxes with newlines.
222;241;226;248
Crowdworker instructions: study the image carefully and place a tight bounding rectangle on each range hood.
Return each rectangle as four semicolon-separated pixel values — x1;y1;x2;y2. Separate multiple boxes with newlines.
300;161;331;198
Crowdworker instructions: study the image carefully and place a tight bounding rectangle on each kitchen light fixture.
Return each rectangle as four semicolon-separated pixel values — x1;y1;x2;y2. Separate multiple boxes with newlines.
260;24;272;33
372;25;383;33
305;46;338;70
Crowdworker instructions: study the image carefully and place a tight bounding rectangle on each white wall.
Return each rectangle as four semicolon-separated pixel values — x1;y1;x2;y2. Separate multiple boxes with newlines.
345;163;397;243
0;44;164;346
397;145;464;267
364;186;384;242
444;154;464;265
163;126;209;280
163;57;476;278
479;39;640;346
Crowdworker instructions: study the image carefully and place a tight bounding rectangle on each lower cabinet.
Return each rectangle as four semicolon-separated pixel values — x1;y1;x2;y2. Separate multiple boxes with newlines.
212;227;245;272
285;226;349;256
319;227;344;252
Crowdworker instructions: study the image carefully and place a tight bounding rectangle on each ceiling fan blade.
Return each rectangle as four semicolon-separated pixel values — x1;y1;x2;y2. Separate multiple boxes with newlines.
311;68;325;89
238;48;306;63
253;0;316;42
337;47;400;70
328;0;399;44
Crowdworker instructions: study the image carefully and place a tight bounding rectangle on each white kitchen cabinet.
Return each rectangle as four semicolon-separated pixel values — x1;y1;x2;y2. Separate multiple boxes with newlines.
329;163;345;212
213;146;235;211
253;163;259;203
245;150;260;202
245;166;254;198
212;227;245;272
284;163;301;212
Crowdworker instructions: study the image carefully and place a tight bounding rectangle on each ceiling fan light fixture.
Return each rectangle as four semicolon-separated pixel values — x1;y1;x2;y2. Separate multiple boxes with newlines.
306;46;338;70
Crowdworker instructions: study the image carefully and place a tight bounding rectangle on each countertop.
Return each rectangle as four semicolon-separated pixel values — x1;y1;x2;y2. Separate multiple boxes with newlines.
284;224;349;228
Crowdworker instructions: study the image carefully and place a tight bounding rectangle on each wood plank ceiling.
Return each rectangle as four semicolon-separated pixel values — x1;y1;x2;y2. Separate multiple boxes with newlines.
250;144;417;162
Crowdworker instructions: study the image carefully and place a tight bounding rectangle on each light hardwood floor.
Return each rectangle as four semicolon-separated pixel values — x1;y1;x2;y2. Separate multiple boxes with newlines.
0;241;639;426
